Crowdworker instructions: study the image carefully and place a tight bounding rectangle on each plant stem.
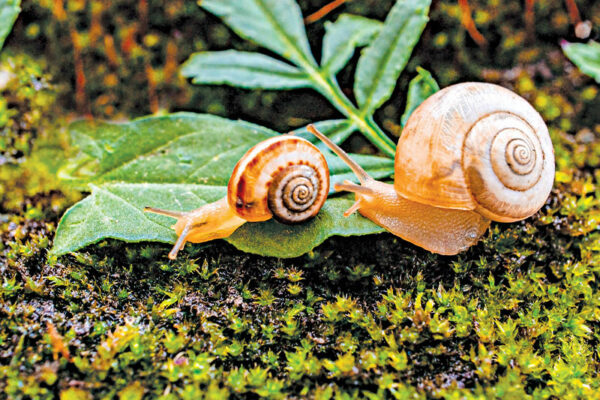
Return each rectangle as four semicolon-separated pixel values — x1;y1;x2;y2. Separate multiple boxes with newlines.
256;6;396;157
305;66;397;158
458;0;487;47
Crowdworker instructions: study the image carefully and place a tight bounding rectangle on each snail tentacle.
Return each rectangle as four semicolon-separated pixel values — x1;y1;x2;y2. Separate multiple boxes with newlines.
168;222;193;260
334;181;375;196
343;199;363;217
143;206;186;218
307;125;371;183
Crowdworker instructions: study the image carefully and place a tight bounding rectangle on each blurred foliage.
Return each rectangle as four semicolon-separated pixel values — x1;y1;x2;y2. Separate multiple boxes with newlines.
1;0;600;398
0;0;21;49
562;40;600;83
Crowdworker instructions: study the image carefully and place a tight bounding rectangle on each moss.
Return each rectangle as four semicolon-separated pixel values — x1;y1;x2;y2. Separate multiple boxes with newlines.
1;0;600;398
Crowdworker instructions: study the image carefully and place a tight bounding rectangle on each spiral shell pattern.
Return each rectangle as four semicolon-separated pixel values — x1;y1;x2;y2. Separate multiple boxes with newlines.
227;136;329;223
394;82;554;223
490;126;542;191
269;165;323;223
462;109;552;222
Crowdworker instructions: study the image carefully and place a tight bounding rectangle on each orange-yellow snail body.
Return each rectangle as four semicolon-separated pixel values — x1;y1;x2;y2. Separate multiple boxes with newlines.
308;82;555;255
145;135;329;259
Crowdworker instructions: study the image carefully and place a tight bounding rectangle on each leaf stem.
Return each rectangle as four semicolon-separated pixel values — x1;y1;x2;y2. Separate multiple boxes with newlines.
305;66;396;158
268;23;395;156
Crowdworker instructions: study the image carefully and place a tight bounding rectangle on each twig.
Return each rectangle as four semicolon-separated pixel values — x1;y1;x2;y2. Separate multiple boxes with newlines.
304;0;350;24
70;28;91;117
564;0;582;25
164;39;178;85
103;34;119;68
138;0;158;113
525;0;535;42
89;2;103;46
139;0;149;35
458;0;487;47
53;0;91;116
52;0;66;21
121;26;137;56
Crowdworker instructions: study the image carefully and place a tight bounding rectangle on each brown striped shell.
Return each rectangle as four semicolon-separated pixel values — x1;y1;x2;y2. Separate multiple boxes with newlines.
394;82;554;222
227;136;329;224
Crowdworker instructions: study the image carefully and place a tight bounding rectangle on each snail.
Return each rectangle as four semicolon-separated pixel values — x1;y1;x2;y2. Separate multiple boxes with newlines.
144;135;330;259
307;82;554;255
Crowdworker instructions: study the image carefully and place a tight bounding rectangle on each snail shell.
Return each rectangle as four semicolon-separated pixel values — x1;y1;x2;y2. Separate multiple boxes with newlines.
145;134;330;259
228;135;329;223
394;82;554;222
307;82;555;255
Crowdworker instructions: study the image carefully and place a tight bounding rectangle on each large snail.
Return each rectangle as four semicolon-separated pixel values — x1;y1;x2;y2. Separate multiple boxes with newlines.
308;82;554;255
145;135;329;259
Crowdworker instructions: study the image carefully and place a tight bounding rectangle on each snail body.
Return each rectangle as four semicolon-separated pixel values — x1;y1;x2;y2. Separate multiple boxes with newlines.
145;135;329;259
308;82;554;255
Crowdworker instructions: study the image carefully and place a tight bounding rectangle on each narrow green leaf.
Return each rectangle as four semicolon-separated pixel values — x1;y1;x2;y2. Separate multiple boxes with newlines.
321;14;382;76
400;67;439;127
54;113;393;258
0;0;20;49
200;0;315;67
181;50;312;89
562;40;600;84
354;0;431;114
52;183;385;258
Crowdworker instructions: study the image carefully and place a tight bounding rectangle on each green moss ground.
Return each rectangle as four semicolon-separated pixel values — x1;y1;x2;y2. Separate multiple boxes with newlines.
1;0;600;398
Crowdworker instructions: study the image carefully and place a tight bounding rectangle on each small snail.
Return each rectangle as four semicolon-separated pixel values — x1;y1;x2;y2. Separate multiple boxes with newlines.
308;82;554;255
145;135;329;259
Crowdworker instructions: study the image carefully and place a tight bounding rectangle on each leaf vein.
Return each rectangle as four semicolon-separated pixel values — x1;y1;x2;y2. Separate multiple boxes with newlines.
95;185;174;230
187;142;257;181
254;0;312;68
97;130;210;181
360;15;413;112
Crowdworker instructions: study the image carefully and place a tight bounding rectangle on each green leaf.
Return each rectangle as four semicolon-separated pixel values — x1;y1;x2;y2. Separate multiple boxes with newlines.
61;114;393;190
181;50;312;90
52;183;385;258
54;113;392;258
562;40;600;84
228;197;385;258
400;67;439;127
321;14;382;76
354;0;431;114
59;113;276;188
190;0;398;158
199;0;316;67
0;0;20;49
